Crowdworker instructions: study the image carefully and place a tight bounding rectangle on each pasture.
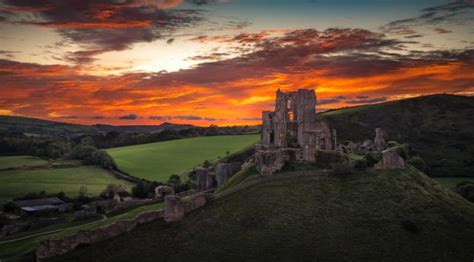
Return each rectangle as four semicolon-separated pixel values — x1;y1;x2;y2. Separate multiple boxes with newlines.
108;134;260;181
0;159;133;204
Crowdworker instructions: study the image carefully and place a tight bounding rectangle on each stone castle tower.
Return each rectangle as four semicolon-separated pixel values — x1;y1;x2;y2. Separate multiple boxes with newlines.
256;89;336;175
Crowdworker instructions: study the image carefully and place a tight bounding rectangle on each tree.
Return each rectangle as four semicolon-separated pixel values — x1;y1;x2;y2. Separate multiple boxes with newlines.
132;180;149;199
455;181;474;203
407;156;427;172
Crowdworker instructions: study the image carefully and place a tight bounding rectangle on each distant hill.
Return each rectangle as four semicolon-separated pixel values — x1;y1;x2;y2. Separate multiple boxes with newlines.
0;116;195;136
318;94;474;177
52;167;474;262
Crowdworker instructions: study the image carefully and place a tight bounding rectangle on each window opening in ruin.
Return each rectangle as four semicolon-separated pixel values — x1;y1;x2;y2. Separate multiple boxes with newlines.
288;111;295;122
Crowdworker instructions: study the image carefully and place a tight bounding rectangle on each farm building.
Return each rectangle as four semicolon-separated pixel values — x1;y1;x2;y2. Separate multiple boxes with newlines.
6;197;73;215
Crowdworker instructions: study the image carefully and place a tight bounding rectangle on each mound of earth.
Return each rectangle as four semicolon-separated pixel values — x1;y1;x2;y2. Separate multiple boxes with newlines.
52;166;474;262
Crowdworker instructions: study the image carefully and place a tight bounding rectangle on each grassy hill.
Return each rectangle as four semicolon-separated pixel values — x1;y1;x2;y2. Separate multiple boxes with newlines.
0;156;133;204
0;115;194;136
52;166;474;262
107;135;260;181
318;94;474;177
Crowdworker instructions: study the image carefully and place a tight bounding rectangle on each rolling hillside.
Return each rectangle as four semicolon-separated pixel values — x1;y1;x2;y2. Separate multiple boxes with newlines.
52;166;474;262
0;115;194;136
318;94;474;177
107;135;260;181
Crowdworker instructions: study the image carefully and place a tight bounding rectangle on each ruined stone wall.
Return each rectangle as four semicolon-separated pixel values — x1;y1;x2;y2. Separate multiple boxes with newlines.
196;167;215;191
36;210;165;261
164;195;184;222
256;148;289;176
374;147;405;170
374;128;387;151
215;162;241;187
93;199;157;215
36;193;209;261
262;111;274;147
295;89;317;147
182;194;207;214
274;90;288;148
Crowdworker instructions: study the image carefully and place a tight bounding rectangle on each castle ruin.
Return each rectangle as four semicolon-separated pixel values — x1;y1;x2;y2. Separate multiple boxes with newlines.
256;89;336;175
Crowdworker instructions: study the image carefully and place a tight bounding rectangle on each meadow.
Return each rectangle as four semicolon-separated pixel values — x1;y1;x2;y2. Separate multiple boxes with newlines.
433;177;474;190
0;156;133;204
107;134;260;181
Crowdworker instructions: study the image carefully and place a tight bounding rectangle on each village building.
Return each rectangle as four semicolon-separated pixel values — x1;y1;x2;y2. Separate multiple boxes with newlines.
6;197;73;216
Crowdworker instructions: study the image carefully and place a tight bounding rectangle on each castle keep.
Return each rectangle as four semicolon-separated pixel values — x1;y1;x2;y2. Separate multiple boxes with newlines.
256;89;336;175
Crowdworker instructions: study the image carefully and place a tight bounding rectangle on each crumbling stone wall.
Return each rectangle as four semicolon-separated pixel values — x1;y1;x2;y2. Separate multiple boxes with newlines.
154;185;175;199
374;128;387;151
36;193;209;261
196;167;216;191
36;210;165;261
256;147;289;176
375;147;405;170
182;194;207;214
164;195;184;222
215;162;241;187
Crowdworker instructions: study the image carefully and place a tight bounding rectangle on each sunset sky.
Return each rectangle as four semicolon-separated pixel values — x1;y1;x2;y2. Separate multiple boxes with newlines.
0;0;473;126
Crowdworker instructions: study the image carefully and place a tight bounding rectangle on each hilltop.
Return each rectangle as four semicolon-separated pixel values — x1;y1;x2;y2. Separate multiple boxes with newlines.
52;166;474;262
0;115;194;136
318;94;474;177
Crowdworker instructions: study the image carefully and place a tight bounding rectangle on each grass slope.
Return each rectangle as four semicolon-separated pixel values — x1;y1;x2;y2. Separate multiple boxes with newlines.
0;161;133;204
54;167;474;262
0;156;49;170
107;135;260;181
318;94;474;177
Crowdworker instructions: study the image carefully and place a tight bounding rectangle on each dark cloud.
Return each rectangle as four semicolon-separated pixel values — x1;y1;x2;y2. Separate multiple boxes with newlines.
433;27;452;34
149;115;172;120
175;115;202;120
118;113;138;120
142;28;411;87
383;0;474;34
317;98;341;105
1;0;205;64
188;52;229;61
0;50;18;59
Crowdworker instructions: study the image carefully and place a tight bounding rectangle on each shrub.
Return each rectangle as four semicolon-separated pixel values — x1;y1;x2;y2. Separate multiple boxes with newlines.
353;158;367;169
315;150;345;168
203;160;211;168
330;161;353;176
168;175;182;185
455;181;474;203
91;150;117;170
407;156;427;172
397;144;410;160
386;141;400;148
132;180;149;199
101;184;124;199
364;153;382;167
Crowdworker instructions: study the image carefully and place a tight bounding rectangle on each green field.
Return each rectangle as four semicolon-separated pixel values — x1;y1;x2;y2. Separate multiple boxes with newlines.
0;156;133;204
107;135;260;181
0;155;49;170
433;177;474;190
